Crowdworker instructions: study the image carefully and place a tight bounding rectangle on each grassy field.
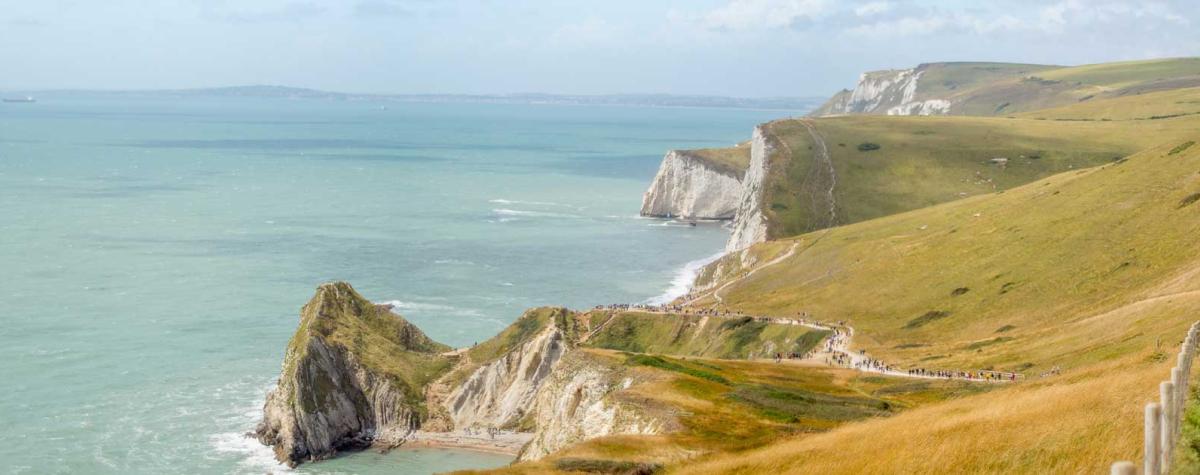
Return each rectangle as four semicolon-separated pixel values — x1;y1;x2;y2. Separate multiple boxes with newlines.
1038;57;1200;90
757;113;1200;238
676;355;1179;474
680;145;752;179
1015;86;1200;121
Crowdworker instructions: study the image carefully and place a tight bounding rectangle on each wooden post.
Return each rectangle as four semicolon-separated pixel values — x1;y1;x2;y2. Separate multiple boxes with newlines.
1173;368;1183;437
1162;381;1175;471
1110;461;1135;475
1181;353;1191;406
1147;402;1162;475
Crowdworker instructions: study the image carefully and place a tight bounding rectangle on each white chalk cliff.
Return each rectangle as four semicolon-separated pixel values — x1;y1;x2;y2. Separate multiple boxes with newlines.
640;130;771;253
726;126;771;252
816;67;952;116
640;150;744;219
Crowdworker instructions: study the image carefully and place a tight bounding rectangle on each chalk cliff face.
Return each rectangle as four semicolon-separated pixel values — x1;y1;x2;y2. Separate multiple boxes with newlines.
446;324;566;430
517;352;665;461
726;126;771;252
640;150;744;220
814;67;952;116
256;282;451;466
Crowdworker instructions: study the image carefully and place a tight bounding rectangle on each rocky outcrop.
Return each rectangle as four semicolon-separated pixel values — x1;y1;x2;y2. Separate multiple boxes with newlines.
256;282;451;467
260;292;679;467
446;324;566;430
640;150;744;220
726;126;772;252
813;67;951;116
517;352;665;461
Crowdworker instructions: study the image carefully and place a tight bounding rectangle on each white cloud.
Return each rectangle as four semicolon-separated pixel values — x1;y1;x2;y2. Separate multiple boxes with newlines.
847;10;1024;37
854;1;892;17
1038;0;1189;33
699;0;830;31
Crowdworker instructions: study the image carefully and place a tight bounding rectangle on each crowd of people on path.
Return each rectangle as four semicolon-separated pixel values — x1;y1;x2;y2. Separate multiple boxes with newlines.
594;303;742;317
593;302;1033;383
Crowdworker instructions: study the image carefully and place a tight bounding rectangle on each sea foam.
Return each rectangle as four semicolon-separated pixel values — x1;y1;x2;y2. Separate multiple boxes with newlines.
646;251;725;305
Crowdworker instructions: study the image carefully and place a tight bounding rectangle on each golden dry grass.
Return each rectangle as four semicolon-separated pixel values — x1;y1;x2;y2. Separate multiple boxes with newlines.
676;354;1173;474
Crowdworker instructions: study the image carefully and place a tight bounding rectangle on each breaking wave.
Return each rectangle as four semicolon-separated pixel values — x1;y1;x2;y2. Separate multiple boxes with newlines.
645;251;725;305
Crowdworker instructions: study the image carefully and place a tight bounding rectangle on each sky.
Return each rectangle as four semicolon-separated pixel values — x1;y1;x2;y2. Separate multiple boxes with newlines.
1;0;1198;97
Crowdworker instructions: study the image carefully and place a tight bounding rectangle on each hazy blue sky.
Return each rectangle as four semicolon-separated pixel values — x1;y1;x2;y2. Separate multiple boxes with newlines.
2;0;1197;96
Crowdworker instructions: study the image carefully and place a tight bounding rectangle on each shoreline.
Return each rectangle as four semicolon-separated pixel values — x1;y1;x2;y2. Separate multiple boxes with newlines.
391;430;532;457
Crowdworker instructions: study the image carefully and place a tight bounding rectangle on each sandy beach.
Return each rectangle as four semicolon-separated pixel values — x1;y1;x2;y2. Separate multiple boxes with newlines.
396;430;533;456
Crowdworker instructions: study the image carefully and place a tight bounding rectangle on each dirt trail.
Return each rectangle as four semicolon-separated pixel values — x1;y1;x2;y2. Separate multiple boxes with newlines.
704;242;799;304
626;308;1015;383
798;119;838;230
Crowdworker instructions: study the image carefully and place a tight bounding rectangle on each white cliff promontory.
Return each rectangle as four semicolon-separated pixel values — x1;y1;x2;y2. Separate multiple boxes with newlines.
726;126;772;252
640;150;744;220
815;67;952;116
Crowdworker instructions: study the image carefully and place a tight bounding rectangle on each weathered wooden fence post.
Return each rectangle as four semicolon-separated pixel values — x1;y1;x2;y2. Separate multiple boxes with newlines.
1162;380;1175;471
1147;402;1162;475
1110;460;1135;475
1173;368;1183;438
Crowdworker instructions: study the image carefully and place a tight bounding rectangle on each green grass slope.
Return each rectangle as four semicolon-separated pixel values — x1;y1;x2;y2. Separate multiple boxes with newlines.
583;311;828;359
1015;85;1200;121
757;113;1200;238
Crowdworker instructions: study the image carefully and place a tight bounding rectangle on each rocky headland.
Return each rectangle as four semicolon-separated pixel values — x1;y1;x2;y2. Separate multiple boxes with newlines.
256;282;826;467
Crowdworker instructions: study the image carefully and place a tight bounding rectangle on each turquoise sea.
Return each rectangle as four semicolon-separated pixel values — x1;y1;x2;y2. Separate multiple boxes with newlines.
0;94;786;474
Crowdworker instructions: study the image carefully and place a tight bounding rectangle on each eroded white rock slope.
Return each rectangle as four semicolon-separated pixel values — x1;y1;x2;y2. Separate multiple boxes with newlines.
821;68;951;116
